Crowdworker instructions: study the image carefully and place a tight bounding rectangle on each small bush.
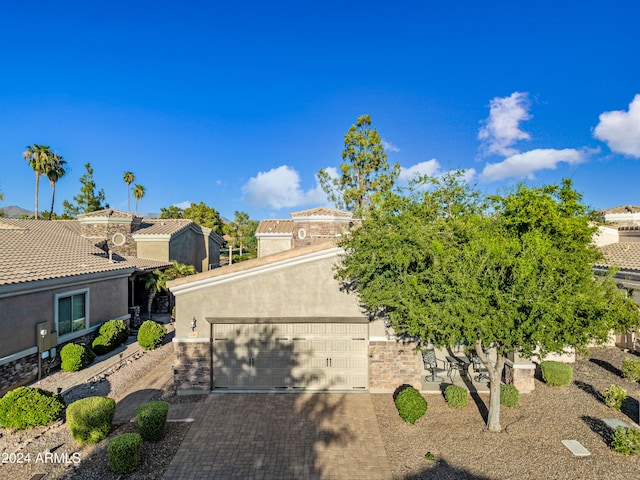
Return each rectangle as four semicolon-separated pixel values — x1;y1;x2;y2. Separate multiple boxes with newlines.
500;384;519;407
136;401;169;441
0;386;65;430
622;358;640;382
540;360;573;387
611;426;640;455
66;396;115;444
444;385;468;408
137;320;167;350
92;319;129;355
108;433;141;473
60;343;95;372
602;384;627;411
394;386;428;424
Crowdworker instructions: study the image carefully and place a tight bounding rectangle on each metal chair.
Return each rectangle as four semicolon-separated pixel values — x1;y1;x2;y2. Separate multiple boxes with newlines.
422;348;448;382
471;352;490;383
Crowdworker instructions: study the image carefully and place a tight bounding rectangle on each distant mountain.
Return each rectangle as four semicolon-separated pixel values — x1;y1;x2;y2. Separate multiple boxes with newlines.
0;205;33;218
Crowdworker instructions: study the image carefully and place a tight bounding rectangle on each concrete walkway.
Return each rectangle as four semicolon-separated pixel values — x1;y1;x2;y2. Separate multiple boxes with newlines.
163;393;393;480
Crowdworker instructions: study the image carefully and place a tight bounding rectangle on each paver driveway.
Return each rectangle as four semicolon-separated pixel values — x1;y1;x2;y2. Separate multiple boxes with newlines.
163;393;392;480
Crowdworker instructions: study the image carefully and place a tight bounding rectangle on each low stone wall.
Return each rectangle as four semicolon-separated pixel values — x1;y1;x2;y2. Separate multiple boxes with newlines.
173;339;211;395
369;339;423;392
0;353;39;396
504;360;535;393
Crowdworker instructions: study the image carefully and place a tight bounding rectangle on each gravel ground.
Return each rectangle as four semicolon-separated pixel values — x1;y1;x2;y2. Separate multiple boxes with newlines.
373;347;640;480
2;345;640;479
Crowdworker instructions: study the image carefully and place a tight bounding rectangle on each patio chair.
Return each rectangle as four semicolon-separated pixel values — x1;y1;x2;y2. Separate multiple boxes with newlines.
422;348;448;382
471;352;490;383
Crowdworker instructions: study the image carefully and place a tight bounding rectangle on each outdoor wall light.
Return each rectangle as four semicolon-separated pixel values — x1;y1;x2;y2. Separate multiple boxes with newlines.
40;328;47;338
191;317;197;332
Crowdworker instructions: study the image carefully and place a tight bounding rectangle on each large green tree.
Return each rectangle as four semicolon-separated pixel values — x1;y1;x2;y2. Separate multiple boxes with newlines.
225;210;258;257
46;154;67;219
62;163;108;218
336;174;639;432
161;202;225;236
23;144;57;219
318;114;400;218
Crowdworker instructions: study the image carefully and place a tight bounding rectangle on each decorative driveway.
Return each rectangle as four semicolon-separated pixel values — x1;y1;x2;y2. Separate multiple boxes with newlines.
163;393;392;480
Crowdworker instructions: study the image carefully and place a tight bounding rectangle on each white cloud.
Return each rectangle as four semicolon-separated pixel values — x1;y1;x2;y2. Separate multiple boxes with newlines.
480;148;588;182
399;159;441;184
478;92;532;156
322;166;339;179
242;165;326;209
593;94;640;158
173;201;191;209
382;139;400;153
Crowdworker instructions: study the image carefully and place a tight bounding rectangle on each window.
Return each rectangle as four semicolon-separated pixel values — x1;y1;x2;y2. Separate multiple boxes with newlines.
55;289;89;337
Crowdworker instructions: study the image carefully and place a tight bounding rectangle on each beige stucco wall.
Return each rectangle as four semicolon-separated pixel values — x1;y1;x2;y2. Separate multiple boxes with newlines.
136;240;170;262
171;251;367;338
257;236;292;258
0;275;130;360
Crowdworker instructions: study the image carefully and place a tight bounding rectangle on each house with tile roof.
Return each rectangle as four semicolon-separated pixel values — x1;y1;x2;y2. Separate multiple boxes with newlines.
0;210;224;394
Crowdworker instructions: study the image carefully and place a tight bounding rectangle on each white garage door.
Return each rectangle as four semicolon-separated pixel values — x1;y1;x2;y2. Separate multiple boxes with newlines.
212;323;368;391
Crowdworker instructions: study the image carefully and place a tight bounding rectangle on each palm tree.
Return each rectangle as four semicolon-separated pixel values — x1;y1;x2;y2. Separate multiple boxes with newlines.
46;154;67;219
133;184;145;214
123;171;135;213
23;144;54;219
165;260;197;279
144;269;171;319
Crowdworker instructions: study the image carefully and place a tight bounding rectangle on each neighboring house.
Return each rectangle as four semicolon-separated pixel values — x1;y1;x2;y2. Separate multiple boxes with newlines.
0;218;172;394
599;205;640;225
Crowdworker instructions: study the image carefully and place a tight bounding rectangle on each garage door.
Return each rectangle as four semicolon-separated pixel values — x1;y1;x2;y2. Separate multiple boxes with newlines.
212;323;368;391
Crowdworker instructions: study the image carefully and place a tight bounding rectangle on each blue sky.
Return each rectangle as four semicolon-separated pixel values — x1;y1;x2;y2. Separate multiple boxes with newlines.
1;1;639;221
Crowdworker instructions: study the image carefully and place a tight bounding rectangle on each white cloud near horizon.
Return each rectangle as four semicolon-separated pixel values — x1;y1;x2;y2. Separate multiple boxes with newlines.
593;94;640;158
382;139;400;153
173;201;191;209
242;165;327;209
480;148;589;182
478;92;532;157
398;159;441;184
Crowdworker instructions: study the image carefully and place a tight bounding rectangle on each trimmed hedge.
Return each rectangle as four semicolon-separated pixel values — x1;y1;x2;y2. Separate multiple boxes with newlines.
611;426;640;455
500;384;519;407
92;319;129;355
60;342;96;372
66;396;115;444
444;385;468;408
108;433;142;473
137;320;167;350
622;358;640;382
0;386;65;430
540;361;573;387
394;386;428;424
136;401;169;441
602;384;627;411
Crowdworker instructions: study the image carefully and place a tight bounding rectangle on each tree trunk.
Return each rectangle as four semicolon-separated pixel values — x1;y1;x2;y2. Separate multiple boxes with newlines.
49;182;56;220
34;172;40;219
476;341;505;432
147;286;156;319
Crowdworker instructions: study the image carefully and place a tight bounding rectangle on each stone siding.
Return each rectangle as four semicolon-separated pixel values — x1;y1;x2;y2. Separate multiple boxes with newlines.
173;340;211;394
292;221;352;249
80;222;139;257
503;360;535;393
0;353;39;396
369;340;423;392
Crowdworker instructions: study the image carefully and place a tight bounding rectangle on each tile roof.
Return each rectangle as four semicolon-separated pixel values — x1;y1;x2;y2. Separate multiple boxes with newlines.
255;219;295;235
77;208;141;219
600;205;640;215
0;219;169;287
290;207;353;218
597;242;640;272
135;219;195;236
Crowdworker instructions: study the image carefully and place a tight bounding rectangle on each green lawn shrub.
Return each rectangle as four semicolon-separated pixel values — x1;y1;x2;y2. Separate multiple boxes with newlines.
611;426;640;455
60;342;96;372
108;433;141;473
602;384;627;411
135;400;169;441
444;385;468;408
66;396;115;444
137;320;167;350
0;386;65;430
500;384;519;407
622;358;640;382
540;360;573;386
394;386;428;424
92;319;129;355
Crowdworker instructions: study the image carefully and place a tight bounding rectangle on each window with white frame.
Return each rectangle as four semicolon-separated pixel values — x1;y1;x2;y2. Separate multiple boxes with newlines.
55;289;89;337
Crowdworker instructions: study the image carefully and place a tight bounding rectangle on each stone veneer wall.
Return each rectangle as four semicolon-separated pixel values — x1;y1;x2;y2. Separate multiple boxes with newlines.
503;360;535;393
173;339;211;395
0;353;39;396
292;221;352;249
81;223;139;257
369;340;424;392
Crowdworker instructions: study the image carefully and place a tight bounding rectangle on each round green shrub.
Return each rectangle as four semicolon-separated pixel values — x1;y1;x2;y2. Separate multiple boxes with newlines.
540;360;573;387
500;384;519;407
60;342;96;372
444;385;468;408
66;396;116;444
611;426;640;455
394;386;428;424
108;433;141;473
0;386;65;430
136;400;169;441
622;358;640;382
137;320;167;350
92;319;129;355
602;384;627;411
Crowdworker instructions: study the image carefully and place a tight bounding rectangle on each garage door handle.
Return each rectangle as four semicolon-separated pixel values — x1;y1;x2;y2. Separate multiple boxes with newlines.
276;337;289;340
292;337;306;340
352;338;366;340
